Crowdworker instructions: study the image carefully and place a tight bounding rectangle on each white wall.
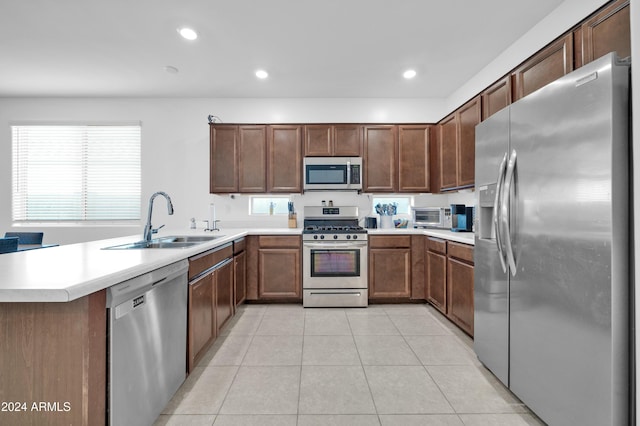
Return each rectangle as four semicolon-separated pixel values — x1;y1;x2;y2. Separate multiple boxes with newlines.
447;0;609;111
0;98;446;244
0;0;620;246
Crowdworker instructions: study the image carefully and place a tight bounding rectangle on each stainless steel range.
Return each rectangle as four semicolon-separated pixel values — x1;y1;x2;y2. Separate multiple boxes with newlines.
302;206;368;308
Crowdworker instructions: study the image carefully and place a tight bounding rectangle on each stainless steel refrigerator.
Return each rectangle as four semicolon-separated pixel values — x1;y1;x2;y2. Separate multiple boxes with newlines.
474;52;630;426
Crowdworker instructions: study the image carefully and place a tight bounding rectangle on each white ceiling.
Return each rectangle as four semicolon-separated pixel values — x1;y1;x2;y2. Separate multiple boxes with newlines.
0;0;566;99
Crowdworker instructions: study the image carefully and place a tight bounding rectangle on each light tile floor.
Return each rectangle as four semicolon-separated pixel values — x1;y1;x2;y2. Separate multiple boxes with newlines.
155;304;545;426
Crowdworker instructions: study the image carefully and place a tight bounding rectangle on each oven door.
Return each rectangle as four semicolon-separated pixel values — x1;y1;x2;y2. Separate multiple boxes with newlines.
302;240;368;289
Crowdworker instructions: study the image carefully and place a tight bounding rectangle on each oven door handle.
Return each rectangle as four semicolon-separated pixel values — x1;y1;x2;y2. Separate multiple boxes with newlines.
303;241;368;249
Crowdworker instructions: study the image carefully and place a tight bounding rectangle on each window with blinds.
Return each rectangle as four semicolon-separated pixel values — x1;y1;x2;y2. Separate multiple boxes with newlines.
11;124;141;222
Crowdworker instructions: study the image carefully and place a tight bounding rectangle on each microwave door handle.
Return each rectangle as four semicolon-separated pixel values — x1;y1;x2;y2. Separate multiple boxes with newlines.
346;160;351;185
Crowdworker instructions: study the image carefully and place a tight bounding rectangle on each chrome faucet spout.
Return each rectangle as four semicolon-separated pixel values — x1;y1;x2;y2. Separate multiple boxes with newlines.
144;191;174;242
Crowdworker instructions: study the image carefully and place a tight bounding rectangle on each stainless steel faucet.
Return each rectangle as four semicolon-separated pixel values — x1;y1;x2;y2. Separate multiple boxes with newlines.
143;191;174;242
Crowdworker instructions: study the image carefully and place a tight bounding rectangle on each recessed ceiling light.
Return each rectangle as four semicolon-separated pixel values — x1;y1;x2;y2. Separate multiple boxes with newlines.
403;69;417;79
164;65;179;74
177;27;198;41
255;70;269;79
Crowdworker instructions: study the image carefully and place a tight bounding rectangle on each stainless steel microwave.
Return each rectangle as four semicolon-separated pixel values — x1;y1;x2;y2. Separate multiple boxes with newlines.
413;207;452;229
303;157;362;191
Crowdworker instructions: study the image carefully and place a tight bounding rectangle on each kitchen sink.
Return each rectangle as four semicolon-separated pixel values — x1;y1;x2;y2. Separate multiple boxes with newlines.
160;235;221;243
102;235;223;250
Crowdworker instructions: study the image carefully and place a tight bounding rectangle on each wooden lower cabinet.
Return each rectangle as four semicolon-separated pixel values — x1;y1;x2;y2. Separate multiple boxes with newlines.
426;239;448;314
188;272;215;372
215;259;234;333
234;250;247;305
188;244;234;372
369;235;411;299
447;257;474;336
0;291;107;426
426;238;475;336
257;236;301;300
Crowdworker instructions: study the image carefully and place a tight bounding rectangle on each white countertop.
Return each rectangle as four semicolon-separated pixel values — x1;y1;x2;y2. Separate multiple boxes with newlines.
0;226;472;303
367;227;475;245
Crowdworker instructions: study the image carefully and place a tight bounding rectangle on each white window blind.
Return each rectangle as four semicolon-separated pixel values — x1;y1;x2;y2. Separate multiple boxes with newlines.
11;125;141;222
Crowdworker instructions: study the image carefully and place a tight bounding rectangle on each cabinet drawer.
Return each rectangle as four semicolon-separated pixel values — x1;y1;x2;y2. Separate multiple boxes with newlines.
258;235;300;248
427;237;447;254
369;235;411;248
189;243;233;280
448;242;474;264
233;238;246;254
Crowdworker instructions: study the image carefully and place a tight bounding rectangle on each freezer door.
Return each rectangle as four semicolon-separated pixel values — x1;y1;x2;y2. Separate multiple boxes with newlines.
508;53;629;426
474;107;510;386
475;108;510;187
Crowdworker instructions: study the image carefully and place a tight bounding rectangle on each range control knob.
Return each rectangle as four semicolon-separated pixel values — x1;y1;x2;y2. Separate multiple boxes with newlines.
353;235;358;240
346;235;351;239
313;235;318;240
333;235;338;240
320;235;325;239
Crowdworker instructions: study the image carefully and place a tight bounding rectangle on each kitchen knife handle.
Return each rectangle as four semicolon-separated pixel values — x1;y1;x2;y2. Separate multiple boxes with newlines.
493;152;508;273
502;149;518;276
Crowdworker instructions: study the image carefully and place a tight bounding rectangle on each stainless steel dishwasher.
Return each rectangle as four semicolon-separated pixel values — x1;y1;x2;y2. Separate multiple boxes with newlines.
107;259;188;426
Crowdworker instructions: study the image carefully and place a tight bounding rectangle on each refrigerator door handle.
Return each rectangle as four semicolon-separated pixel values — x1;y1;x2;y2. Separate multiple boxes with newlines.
502;149;518;276
493;152;508;273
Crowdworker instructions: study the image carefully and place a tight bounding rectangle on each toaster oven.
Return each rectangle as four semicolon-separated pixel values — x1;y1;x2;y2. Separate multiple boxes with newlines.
412;207;452;229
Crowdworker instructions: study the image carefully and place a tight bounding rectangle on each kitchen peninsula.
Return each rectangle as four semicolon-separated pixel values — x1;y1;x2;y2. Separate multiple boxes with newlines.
0;227;471;426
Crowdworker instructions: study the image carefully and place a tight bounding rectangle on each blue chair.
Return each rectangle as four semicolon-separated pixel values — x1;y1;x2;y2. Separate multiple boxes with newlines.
4;232;44;245
0;237;19;254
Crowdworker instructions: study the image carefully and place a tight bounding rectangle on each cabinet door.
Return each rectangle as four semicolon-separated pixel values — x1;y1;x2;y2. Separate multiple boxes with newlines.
411;235;425;300
447;258;474;336
238;125;267;193
398;125;430;193
581;0;630;65
188;273;214;371
369;248;411;299
234;251;246;306
438;114;457;190
258;248;301;299
304;125;333;156
458;97;480;188
267;125;302;193
482;75;512;120
363;125;397;192
512;33;573;100
427;251;447;315
333;125;362;156
215;260;234;333
210;125;238;193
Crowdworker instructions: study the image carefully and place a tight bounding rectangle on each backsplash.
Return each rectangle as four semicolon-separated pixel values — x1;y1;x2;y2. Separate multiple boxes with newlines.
208;190;475;229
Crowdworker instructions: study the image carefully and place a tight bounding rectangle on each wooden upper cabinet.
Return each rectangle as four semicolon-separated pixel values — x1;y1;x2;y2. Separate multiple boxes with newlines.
438;113;458;191
304;124;362;157
398;125;430;193
363;125;397;192
458;97;480;188
512;33;573;101
580;0;630;65
210;125;238;193
438;96;479;191
482;75;512;121
267;125;303;193
210;124;266;194
304;125;333;156
238;126;267;193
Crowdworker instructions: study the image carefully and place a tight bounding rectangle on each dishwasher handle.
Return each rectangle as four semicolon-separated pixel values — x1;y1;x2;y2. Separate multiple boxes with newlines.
107;259;188;308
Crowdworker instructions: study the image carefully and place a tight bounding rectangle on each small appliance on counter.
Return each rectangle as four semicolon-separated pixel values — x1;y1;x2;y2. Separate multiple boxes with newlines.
364;216;377;229
450;204;473;232
412;207;451;229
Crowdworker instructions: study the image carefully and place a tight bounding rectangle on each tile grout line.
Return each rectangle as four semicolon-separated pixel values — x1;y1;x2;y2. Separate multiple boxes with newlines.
211;306;266;420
